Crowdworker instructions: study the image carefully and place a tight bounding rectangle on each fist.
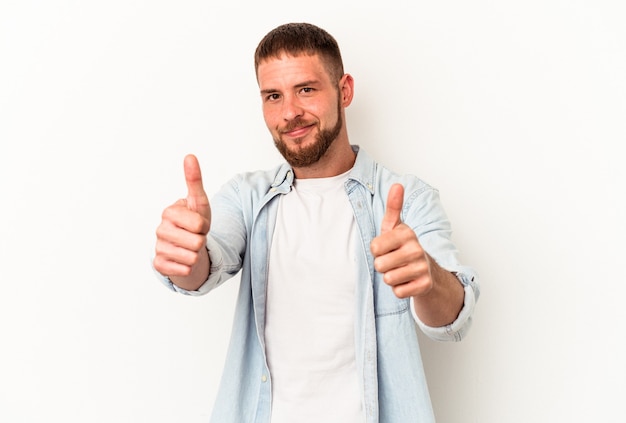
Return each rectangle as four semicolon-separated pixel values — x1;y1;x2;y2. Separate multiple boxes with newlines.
153;154;212;277
370;184;433;298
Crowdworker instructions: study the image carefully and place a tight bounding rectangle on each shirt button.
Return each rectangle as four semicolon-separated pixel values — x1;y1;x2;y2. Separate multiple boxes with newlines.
261;375;267;383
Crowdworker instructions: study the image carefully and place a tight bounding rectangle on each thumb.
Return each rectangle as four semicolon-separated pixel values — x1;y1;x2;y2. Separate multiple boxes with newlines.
183;154;210;216
381;183;404;233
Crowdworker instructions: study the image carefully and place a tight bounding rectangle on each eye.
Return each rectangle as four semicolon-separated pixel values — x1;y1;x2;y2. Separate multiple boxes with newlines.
265;93;281;102
300;87;314;94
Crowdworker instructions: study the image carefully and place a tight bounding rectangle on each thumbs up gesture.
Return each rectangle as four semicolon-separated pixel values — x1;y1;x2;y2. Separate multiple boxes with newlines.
153;155;211;286
181;154;212;220
370;184;434;299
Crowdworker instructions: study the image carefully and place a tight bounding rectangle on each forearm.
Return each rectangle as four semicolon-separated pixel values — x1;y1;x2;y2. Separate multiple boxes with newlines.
412;254;465;327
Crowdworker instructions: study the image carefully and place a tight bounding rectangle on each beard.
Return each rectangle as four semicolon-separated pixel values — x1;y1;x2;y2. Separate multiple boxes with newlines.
273;101;343;168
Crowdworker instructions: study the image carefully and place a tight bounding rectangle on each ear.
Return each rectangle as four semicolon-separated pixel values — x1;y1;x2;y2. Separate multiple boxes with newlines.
339;73;355;107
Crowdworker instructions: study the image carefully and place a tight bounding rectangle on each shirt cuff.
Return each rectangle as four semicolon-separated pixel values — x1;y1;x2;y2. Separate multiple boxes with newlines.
411;282;476;342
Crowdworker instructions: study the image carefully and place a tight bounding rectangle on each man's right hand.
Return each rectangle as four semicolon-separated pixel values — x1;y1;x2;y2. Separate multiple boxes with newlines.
153;154;211;289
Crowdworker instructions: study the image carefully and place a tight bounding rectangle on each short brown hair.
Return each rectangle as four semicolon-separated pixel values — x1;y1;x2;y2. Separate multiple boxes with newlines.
254;22;345;83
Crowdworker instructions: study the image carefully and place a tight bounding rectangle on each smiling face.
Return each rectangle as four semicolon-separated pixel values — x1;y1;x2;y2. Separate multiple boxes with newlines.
257;53;353;169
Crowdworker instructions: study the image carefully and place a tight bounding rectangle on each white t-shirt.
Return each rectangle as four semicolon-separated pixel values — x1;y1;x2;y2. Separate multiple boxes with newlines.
265;171;365;423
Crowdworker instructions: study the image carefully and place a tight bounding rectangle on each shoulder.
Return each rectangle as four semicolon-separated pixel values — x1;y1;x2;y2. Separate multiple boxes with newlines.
352;145;436;199
374;164;438;204
222;163;292;194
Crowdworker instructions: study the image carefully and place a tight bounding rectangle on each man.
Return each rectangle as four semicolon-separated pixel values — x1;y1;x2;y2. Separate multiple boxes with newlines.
153;22;479;423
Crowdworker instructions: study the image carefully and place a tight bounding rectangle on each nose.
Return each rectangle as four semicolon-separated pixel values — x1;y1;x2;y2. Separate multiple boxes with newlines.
282;94;303;121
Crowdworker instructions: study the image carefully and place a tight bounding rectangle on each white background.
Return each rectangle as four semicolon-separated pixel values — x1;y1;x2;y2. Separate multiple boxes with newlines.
1;1;625;422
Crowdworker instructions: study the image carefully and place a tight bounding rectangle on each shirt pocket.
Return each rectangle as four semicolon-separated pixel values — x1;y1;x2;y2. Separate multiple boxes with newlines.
373;276;410;317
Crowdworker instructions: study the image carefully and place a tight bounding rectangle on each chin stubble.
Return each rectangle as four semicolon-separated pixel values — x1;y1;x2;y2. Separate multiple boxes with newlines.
274;101;343;168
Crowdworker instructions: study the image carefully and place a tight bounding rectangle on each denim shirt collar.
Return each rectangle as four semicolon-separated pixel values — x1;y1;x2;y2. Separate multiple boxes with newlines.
270;144;377;195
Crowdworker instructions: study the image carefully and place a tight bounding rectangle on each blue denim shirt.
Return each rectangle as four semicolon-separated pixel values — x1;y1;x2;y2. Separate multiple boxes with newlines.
156;146;480;422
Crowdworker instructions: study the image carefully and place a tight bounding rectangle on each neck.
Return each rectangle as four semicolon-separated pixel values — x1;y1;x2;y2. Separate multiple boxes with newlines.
292;139;356;179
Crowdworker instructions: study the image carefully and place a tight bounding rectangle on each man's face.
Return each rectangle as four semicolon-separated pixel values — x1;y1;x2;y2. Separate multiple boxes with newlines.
257;54;344;168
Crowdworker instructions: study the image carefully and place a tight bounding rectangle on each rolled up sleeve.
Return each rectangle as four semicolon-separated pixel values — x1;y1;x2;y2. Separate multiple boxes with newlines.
411;273;478;342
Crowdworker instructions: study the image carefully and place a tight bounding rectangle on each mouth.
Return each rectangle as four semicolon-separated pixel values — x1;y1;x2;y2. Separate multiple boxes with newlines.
281;123;315;140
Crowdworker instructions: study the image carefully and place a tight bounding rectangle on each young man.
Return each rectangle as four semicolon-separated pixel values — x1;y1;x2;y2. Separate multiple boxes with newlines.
153;22;479;423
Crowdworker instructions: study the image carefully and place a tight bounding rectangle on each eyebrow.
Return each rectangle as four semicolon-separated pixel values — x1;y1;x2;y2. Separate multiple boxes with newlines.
260;80;321;95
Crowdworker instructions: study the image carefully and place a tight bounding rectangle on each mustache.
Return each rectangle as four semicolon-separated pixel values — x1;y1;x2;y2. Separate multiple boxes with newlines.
280;118;316;133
